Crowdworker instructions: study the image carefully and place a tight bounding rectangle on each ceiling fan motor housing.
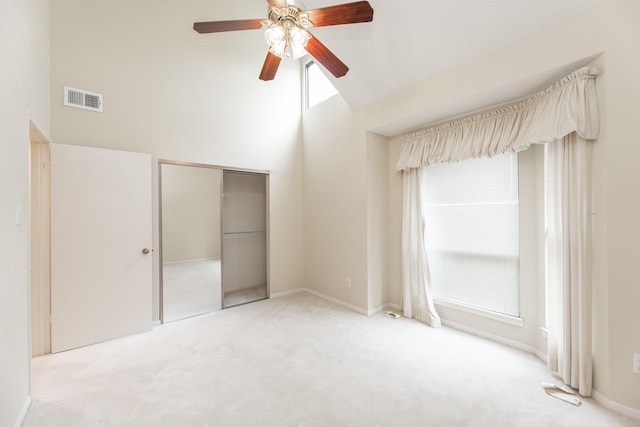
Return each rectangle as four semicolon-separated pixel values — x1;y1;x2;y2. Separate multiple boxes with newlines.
262;6;312;30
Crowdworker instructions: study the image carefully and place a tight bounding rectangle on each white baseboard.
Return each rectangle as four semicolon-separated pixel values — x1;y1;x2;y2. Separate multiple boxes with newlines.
442;319;552;371
441;318;539;356
272;288;400;318
152;320;161;327
592;389;640;421
297;288;369;316
367;304;385;316
14;396;32;427
368;303;402;316
270;288;305;299
269;287;368;315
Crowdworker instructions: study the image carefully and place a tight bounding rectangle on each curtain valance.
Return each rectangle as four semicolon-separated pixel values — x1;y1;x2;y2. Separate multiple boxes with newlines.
396;67;600;171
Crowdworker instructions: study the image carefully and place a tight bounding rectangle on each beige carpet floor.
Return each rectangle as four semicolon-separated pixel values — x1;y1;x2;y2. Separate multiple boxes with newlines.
24;292;639;427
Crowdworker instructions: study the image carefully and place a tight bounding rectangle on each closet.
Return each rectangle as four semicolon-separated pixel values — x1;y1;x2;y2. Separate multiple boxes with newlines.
221;170;268;307
159;162;268;322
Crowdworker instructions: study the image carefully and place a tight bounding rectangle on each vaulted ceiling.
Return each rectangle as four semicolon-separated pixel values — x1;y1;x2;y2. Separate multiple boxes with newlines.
195;0;606;111
300;0;606;108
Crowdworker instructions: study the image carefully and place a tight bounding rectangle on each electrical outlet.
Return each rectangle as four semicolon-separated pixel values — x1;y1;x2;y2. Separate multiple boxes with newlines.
346;278;352;289
634;354;640;374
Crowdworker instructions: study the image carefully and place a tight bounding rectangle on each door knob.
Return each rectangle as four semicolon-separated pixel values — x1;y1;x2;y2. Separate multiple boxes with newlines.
142;248;150;255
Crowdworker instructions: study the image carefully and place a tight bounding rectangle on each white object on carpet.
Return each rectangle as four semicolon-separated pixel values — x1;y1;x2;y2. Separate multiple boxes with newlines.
543;382;582;406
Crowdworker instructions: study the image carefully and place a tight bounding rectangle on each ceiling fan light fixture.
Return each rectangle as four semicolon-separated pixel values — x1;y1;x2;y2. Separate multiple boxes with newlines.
262;6;311;59
288;26;311;58
263;23;310;59
265;25;286;55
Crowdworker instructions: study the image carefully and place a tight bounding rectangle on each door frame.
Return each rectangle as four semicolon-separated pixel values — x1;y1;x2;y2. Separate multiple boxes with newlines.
157;160;269;324
29;120;51;357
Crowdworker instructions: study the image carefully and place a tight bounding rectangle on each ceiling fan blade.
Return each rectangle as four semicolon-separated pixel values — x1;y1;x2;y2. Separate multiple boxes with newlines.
306;1;374;27
267;0;288;7
305;36;349;78
193;19;263;34
259;51;282;81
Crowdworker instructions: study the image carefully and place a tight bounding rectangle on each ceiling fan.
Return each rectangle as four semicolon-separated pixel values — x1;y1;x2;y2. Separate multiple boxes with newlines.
193;0;374;81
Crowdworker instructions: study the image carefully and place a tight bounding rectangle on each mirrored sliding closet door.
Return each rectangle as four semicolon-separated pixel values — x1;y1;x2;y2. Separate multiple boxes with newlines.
160;162;223;322
159;162;269;323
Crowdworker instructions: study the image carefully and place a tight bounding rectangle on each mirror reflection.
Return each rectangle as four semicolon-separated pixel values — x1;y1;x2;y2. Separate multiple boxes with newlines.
161;163;222;322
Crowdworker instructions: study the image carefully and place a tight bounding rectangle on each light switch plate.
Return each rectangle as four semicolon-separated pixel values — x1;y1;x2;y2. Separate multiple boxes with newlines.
15;205;23;225
634;354;640;374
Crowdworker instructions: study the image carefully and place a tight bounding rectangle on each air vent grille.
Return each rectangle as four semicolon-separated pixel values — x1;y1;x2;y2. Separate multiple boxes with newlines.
64;86;103;112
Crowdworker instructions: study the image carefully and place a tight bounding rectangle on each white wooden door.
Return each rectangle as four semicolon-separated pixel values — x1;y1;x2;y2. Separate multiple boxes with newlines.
50;143;152;353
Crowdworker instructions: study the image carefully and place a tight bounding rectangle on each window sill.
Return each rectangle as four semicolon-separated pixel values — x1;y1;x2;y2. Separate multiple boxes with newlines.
433;298;524;327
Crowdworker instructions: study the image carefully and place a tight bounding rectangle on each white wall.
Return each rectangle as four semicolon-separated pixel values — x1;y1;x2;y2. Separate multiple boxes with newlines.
0;0;50;424
161;164;221;263
50;0;304;320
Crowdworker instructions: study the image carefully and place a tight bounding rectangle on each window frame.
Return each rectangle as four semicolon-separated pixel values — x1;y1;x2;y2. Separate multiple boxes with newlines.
423;152;525;325
304;60;338;110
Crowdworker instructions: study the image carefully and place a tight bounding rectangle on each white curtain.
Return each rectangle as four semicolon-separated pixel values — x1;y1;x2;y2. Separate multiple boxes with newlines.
546;133;593;397
396;67;599;394
401;168;441;327
396;67;600;171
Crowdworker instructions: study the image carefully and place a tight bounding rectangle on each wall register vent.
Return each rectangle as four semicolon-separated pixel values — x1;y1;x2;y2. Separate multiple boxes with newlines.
64;86;103;112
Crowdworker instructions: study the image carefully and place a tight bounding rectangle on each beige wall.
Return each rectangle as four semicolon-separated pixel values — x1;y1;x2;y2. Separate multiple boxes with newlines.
302;95;368;311
366;132;390;312
161;164;221;263
597;0;640;410
301;104;390;316
379;33;608;403
4;0;638;422
0;0;50;424
372;0;638;411
304;0;640;412
50;0;304;320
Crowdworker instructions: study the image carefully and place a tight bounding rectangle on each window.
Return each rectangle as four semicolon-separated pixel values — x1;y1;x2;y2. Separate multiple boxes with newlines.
305;60;338;109
422;152;520;317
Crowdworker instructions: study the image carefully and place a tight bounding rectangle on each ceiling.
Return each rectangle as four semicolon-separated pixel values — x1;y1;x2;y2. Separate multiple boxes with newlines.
197;1;605;112
294;0;605;109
